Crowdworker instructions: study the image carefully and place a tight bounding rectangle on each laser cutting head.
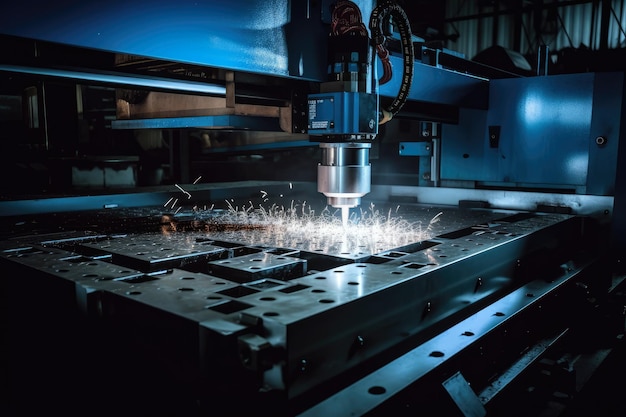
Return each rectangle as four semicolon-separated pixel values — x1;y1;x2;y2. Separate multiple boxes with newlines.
307;1;381;210
317;142;371;208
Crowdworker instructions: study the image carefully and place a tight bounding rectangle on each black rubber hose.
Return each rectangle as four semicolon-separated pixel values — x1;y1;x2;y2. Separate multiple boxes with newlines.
369;0;414;119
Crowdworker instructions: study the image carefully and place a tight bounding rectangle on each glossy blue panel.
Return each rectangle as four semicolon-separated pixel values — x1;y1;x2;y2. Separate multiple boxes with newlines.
0;0;371;80
441;72;622;194
111;115;281;130
399;142;431;157
378;58;488;109
493;74;593;187
307;92;378;136
0;64;226;94
441;108;492;182
587;72;624;195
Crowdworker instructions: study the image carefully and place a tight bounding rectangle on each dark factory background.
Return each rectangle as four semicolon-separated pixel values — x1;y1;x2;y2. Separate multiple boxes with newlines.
1;1;626;417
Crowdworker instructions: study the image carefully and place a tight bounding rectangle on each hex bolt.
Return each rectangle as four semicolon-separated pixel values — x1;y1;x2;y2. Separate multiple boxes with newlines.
595;136;607;146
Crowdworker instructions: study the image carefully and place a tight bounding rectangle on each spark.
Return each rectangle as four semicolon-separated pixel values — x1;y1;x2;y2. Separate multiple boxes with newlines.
430;211;444;224
164;197;174;207
193;176;202;184
189;200;441;256
175;184;192;199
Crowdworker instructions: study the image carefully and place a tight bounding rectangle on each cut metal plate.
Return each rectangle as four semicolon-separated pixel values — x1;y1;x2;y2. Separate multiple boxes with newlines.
80;233;231;272
208;252;307;283
0;192;584;414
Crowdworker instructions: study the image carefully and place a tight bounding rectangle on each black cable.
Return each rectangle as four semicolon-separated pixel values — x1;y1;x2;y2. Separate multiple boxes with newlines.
369;0;414;121
610;6;626;45
556;11;574;48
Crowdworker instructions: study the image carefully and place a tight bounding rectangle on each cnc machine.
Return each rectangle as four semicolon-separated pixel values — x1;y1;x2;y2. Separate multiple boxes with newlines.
1;1;625;416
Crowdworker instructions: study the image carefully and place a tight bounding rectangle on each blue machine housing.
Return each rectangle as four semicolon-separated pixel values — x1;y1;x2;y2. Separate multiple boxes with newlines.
0;0;373;82
441;72;626;196
307;91;378;137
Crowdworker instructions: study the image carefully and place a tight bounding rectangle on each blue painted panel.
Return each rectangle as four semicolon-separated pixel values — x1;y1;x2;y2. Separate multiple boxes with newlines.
0;0;375;81
307;92;378;136
379;58;488;109
399;142;431;156
440;108;491;181
587;72;624;195
111;115;281;130
489;73;594;187
441;73;622;194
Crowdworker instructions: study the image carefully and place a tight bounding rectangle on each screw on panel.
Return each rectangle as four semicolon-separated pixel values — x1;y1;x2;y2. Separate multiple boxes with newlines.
422;301;432;319
474;277;483;293
348;335;366;359
595;136;607;146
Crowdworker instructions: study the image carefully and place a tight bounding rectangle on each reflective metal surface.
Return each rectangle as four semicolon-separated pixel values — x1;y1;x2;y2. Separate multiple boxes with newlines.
317;142;372;208
0;64;227;95
1;186;589;414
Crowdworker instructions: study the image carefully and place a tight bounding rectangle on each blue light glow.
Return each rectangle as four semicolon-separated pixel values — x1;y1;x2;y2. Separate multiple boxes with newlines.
522;91;592;127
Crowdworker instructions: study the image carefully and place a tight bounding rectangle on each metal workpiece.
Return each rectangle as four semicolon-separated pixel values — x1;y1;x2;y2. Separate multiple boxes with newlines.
80;233;231;272
0;244;144;315
0;200;605;415
297;257;598;417
317;142;372;208
208;252;307;283
223;213;582;401
0;244;143;284
96;269;262;329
